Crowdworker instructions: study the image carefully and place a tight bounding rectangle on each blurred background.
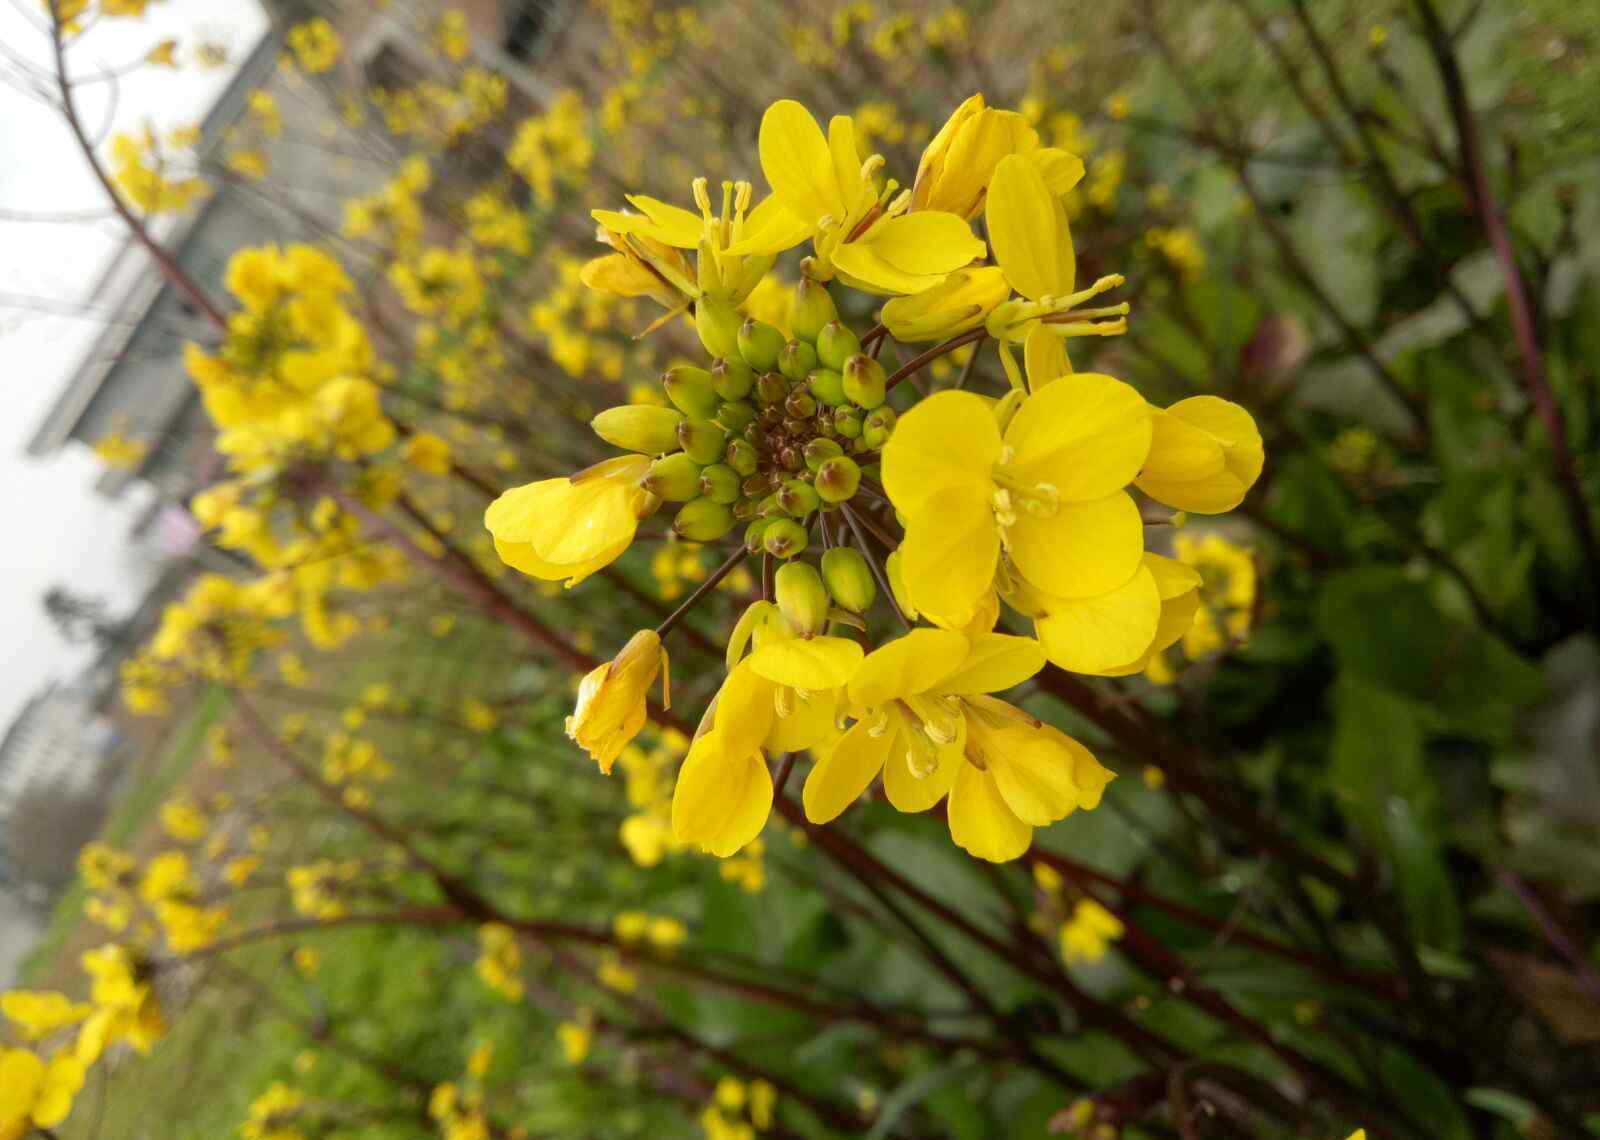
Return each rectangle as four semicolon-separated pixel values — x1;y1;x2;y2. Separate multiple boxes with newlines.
1;1;1597;1137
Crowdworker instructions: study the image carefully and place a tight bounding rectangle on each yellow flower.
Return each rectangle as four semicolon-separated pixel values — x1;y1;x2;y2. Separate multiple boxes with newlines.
567;630;669;773
435;10;471;61
145;39;178;67
593;177;807;306
287;18;340;73
485;456;657;586
242;1083;305;1140
475;924;524;1002
911;93;1083;220
0;1048;85;1132
1059;898;1124;963
1;992;90;1041
802;629;1041;824
755;99;984;295
556;1020;591;1064
1135;397;1264;513
881;379;1152;629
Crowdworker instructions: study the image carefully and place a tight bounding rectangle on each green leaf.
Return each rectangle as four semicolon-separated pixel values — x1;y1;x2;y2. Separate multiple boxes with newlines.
1383;796;1463;953
1380;1046;1472;1140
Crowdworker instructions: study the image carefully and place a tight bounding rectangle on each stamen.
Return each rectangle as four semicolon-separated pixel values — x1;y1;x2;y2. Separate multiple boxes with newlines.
691;176;711;217
774;685;794;719
865;708;891;738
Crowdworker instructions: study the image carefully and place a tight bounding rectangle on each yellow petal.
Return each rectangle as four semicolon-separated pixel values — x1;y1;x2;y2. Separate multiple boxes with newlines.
491;534;627;587
579;253;661;298
848;628;969;708
853;212;985;277
670;732;772;857
1005;372;1153;501
903;491;1001;631
32;1053;86;1128
986;725;1089;827
1071;742;1115;809
710;664;777;758
802;719;891;823
759;100;840;225
1139;407;1226;483
1135;397;1264;514
936;633;1045;695
1030;148;1086;196
986;153;1073;301
728;193;813;255
1098;555;1201;676
1034;565;1161;675
765;688;839;752
880;390;1001;518
1008;490;1143;600
947;761;1032;861
0;1049;44;1123
746;635;863;691
827;114;865;216
1022;323;1072;390
882;712;963;813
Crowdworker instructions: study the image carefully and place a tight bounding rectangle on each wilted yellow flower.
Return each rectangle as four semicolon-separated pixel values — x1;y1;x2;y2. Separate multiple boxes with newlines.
567;630;668;773
486;456;657;586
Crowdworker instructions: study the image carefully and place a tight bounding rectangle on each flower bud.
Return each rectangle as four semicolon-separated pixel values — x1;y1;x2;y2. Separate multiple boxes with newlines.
814;456;860;503
696;297;742;359
662;365;719;419
743;517;771;554
762;518;809;559
699;463;740;504
834;407;863;439
677;418;727;465
738;318;786;372
715;400;755;432
808;368;846;407
592;405;684;454
755;372;789;406
842;354;887;409
784;388;817;419
776;478;821;517
821;547;876;613
674;498;736;541
803;437;844;471
881;266;1009;342
712;357;754;401
816;321;861;371
775;561;830;636
724;437;759;476
642;452;703;500
566;629;666;773
862;406;897;449
778;339;819;384
791;278;838;343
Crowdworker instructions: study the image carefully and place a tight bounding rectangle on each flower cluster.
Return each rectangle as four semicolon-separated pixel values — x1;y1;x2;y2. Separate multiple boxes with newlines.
484;93;1265;864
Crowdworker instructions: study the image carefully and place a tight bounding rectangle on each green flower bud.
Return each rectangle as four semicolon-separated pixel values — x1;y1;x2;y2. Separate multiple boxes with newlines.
724;437;759;476
862;406;897;449
674;498;736;542
784;388;817;419
842;354;888;409
821;547;876;613
777;478;821;517
808;368;846;407
732;496;761;521
662;365;719;419
696;298;742;359
791;278;838;343
803;437;844;471
762;518;809;559
743;517;772;554
817;321;861;371
715;400;756;432
742;471;774;498
775;561;830;636
755;372;789;406
814;456;860;503
591;405;684;454
778;339;819;383
738;319;786;372
642;452;703;501
834;407;863;439
677;418;727;465
712;357;754;401
699;463;741;504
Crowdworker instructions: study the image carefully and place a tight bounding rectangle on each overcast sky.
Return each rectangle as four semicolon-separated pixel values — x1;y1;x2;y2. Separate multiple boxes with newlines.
0;0;266;730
